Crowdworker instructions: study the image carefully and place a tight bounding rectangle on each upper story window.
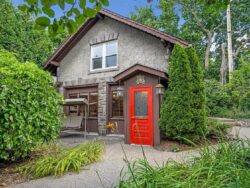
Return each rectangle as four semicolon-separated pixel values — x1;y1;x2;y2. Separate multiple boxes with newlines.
91;40;118;71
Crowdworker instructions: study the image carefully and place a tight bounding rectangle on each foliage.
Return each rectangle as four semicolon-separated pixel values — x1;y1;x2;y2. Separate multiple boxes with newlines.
18;141;104;178
204;60;221;81
130;1;179;36
186;47;207;137
118;139;250;188
227;60;250;108
206;119;230;138
18;0;109;34
159;45;194;142
205;61;250;118
0;50;63;161
130;6;160;30
0;0;68;66
204;79;231;116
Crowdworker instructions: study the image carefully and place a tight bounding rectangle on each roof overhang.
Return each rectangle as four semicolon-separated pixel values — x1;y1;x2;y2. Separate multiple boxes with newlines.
44;9;188;74
113;64;168;82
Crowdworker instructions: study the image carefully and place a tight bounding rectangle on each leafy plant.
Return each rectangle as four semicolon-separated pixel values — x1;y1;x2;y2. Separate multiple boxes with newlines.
18;0;110;34
205;79;232;116
206;119;230;138
18;141;104;178
0;0;68;67
160;45;207;142
118;139;250;187
0;50;63;161
187;47;207;137
170;144;180;152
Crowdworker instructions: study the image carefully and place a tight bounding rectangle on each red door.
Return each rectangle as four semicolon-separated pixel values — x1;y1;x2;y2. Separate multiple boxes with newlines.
130;86;153;145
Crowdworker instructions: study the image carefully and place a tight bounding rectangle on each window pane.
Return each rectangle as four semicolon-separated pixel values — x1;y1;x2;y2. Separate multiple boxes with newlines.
106;55;117;68
134;91;148;116
92;45;102;58
79;93;88;115
89;93;98;117
106;42;117;56
112;91;123;117
93;57;102;69
68;93;78;114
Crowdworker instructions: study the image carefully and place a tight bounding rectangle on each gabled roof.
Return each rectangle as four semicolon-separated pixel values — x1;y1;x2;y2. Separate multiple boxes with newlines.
113;64;168;82
44;9;188;73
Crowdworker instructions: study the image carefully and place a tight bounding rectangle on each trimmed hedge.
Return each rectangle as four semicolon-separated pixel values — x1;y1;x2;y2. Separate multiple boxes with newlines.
159;45;207;142
0;50;63;161
159;44;194;141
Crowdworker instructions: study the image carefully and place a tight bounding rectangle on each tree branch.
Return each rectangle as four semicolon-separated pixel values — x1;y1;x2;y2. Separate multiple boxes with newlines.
178;1;210;34
234;39;249;58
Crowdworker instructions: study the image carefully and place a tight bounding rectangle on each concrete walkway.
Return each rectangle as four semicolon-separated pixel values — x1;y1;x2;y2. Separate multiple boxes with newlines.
11;126;250;188
11;135;195;188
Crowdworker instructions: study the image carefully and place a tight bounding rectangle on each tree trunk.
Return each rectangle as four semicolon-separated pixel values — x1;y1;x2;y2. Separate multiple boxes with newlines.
205;31;212;69
227;4;234;80
220;43;227;85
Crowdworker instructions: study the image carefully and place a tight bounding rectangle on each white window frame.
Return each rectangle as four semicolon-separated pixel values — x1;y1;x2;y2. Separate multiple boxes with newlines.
90;40;118;72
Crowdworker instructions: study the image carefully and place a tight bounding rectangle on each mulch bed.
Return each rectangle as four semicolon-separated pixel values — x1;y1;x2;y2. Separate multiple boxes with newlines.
0;161;29;187
154;137;219;152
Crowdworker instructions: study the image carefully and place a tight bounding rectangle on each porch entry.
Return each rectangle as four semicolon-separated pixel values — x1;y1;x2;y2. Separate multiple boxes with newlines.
129;86;153;145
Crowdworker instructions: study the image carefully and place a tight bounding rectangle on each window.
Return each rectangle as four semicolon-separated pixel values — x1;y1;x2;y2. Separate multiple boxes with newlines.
68;93;78;114
134;91;148;117
91;41;117;71
92;45;103;69
89;93;98;117
111;91;123;117
79;93;88;115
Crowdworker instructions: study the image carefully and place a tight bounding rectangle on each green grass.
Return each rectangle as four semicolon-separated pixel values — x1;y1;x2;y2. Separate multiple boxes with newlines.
118;139;250;188
18;141;104;178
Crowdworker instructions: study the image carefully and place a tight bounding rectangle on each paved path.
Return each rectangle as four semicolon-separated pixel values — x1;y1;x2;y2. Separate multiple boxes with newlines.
11;135;195;188
11;126;250;188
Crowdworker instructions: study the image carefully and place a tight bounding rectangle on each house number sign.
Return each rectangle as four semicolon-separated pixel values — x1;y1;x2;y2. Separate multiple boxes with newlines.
136;75;145;85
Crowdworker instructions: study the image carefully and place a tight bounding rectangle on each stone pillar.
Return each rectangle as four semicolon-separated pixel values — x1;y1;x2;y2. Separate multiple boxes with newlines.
98;79;107;135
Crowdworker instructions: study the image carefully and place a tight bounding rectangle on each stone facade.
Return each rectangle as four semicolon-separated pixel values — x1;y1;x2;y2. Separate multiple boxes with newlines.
57;17;171;134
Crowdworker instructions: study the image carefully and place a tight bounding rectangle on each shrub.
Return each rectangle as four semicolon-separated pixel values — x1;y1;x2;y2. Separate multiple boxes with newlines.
159;44;194;142
240;91;250;112
0;50;63;161
186;47;207;137
206;119;230;138
205;79;231;116
118;139;250;187
18;141;104;178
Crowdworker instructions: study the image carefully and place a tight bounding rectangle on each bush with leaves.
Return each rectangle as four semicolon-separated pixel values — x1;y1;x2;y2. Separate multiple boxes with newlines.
159;44;194;141
227;60;250;109
0;50;63;161
187;47;207;137
205;79;232;116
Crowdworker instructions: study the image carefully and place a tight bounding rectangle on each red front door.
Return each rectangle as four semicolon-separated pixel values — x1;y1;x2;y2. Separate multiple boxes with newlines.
129;86;153;145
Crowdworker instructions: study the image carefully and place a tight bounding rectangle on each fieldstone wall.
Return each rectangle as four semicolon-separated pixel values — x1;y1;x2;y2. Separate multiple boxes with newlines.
98;79;107;135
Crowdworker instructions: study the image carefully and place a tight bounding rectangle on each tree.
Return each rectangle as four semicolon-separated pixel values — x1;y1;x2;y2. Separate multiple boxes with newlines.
178;0;226;69
0;50;63;161
130;6;160;30
159;44;194;142
186;47;207;137
130;1;179;36
18;0;109;34
0;0;68;66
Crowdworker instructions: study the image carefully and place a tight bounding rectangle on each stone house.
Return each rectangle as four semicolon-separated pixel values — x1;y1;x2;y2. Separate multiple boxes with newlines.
45;9;188;146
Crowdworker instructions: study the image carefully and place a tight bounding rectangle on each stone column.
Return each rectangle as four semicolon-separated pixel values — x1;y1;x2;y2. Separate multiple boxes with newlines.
98;79;107;135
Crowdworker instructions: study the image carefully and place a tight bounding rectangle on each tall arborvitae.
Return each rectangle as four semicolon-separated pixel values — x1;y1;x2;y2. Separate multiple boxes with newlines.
186;47;207;138
159;44;194;141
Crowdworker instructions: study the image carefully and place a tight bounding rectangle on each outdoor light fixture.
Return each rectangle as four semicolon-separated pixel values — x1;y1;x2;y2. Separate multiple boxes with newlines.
156;83;165;95
117;85;124;97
